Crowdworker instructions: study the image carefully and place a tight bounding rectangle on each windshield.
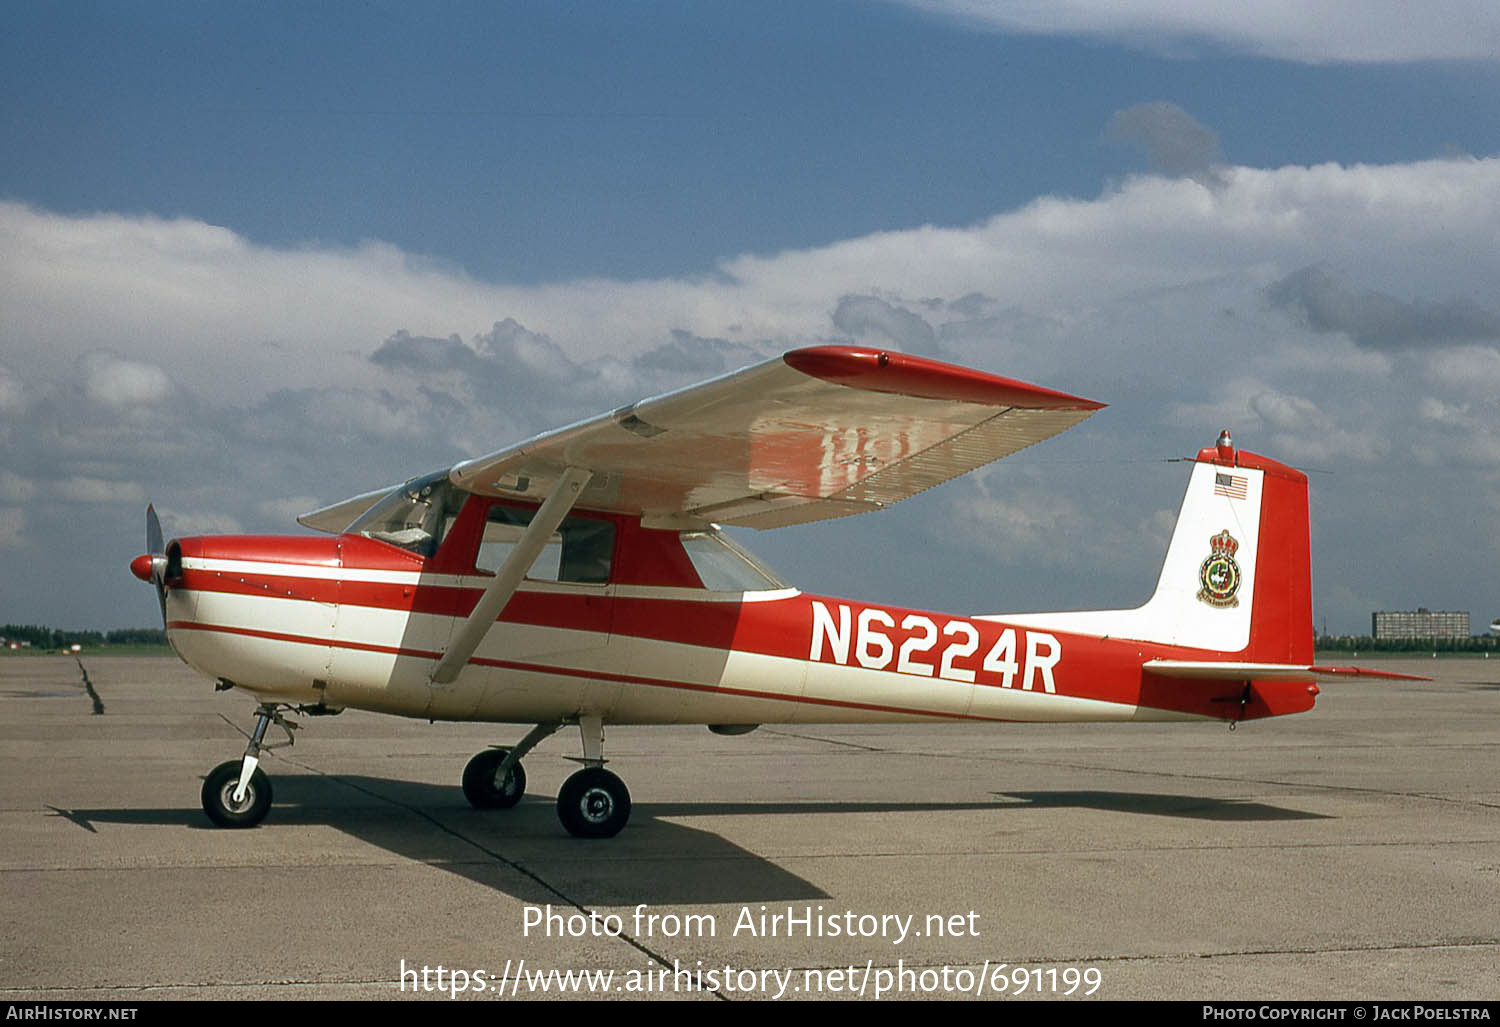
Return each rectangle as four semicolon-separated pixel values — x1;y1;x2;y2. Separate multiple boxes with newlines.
680;530;787;591
346;469;465;557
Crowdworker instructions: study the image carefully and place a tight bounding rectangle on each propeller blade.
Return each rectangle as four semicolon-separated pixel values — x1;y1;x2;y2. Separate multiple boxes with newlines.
144;504;167;626
147;504;163;556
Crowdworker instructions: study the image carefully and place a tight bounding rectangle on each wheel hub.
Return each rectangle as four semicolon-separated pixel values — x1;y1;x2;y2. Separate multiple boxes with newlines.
219;781;255;814
581;788;613;822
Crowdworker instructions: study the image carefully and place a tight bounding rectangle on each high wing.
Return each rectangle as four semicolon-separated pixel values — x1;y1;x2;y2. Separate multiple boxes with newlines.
444;346;1104;530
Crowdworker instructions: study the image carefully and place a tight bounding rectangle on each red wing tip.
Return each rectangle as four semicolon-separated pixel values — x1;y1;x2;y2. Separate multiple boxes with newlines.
783;346;1105;411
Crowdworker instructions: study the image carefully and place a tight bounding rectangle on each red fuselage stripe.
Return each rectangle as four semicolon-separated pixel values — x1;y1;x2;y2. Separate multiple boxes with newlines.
166;619;1012;722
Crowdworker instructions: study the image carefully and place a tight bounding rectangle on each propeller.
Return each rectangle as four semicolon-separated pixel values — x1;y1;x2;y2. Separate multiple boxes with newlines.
147;502;163;559
129;504;168;625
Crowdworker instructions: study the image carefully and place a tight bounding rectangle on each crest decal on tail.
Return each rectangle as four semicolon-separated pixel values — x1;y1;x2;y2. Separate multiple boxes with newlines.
1197;530;1242;608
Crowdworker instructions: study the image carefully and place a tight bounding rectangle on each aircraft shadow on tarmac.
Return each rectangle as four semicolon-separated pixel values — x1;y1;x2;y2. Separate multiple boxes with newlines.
45;775;1328;907
40;774;1001;906
994;790;1331;821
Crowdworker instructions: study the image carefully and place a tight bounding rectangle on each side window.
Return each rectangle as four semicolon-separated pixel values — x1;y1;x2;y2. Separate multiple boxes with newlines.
557;518;614;584
476;506;615;584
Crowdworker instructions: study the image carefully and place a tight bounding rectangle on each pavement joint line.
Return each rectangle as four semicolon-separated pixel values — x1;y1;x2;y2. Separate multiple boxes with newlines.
6;834;1499;876
268;748;731;1001
761;728;889;753
7;835;1499;876
1074;938;1500;965
0;978;410;996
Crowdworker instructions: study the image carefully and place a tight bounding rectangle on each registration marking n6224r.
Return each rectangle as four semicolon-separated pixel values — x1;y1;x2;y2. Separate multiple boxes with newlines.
809;600;1061;693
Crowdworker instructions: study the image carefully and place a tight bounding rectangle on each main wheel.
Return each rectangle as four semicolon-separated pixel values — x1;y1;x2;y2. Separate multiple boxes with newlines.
556;767;631;838
202;759;272;828
462;748;527;809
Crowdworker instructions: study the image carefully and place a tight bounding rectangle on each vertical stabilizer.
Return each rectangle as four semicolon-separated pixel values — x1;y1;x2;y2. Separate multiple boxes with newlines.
982;432;1314;660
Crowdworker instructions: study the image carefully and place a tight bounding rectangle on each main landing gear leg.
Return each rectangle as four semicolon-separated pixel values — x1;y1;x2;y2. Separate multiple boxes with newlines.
462;723;561;809
202;703;297;828
556;715;631;839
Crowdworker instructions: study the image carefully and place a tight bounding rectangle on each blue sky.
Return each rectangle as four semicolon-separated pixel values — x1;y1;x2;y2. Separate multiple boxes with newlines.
9;2;1497;280
3;1;1499;633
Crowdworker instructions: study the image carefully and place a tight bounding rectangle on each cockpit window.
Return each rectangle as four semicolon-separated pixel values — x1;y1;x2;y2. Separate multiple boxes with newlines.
680;530;787;591
478;505;615;584
346;469;465;557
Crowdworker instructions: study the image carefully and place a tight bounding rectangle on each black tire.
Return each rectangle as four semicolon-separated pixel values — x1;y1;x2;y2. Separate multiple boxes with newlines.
462;748;527;809
201;759;272;828
556;767;631;839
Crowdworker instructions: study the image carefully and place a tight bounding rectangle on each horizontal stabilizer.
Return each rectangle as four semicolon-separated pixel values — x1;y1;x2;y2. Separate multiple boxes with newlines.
1145;659;1430;682
1306;664;1432;681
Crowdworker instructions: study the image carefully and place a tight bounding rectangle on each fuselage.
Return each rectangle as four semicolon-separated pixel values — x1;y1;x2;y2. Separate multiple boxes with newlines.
161;498;1317;728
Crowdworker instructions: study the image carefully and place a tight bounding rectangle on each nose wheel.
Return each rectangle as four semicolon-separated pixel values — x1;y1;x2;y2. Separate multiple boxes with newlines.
201;703;297;828
202;760;272;827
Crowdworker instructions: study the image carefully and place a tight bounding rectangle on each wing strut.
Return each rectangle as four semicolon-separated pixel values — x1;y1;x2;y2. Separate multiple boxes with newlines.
430;466;594;685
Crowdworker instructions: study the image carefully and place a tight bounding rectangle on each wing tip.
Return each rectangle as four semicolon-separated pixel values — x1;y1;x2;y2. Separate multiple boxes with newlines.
783;346;1105;411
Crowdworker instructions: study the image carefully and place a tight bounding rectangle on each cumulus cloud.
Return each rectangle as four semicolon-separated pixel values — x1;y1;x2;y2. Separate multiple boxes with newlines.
891;0;1500;63
79;352;175;411
940;465;1178;611
1246;390;1390;464
1107;102;1226;187
7;155;1500;403
53;477;147;505
1425;346;1500;395
0;472;37;505
256;495;327;525
832;294;942;355
635;331;770;376
0;508;23;549
156;508;245;537
0;365;27;418
1265;266;1500;349
5;155;1500;629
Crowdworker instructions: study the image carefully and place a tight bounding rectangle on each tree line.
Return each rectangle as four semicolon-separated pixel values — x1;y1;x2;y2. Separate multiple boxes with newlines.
1316;634;1498;653
1;624;167;649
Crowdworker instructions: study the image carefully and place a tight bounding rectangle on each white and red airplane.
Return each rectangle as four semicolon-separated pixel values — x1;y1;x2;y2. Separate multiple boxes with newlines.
130;346;1413;837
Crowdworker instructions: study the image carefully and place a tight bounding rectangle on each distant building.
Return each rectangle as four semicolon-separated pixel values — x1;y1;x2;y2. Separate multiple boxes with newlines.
1371;608;1470;640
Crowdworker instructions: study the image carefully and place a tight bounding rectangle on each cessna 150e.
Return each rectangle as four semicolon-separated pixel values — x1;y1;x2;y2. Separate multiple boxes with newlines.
131;345;1411;837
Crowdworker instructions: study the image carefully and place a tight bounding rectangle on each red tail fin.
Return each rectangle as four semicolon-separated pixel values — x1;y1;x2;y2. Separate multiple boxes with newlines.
1211;444;1313;665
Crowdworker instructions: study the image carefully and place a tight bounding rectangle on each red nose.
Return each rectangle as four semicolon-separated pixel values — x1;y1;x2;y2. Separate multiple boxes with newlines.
130;554;155;582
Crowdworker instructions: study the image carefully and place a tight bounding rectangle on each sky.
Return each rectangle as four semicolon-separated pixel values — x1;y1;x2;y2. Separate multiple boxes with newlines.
2;0;1499;635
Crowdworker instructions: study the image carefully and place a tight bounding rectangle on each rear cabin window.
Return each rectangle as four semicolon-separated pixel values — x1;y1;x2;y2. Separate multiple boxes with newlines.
679;530;787;591
477;506;615;584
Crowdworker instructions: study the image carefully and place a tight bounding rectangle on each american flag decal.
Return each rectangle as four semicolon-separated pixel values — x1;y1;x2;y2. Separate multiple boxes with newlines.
1214;473;1248;500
